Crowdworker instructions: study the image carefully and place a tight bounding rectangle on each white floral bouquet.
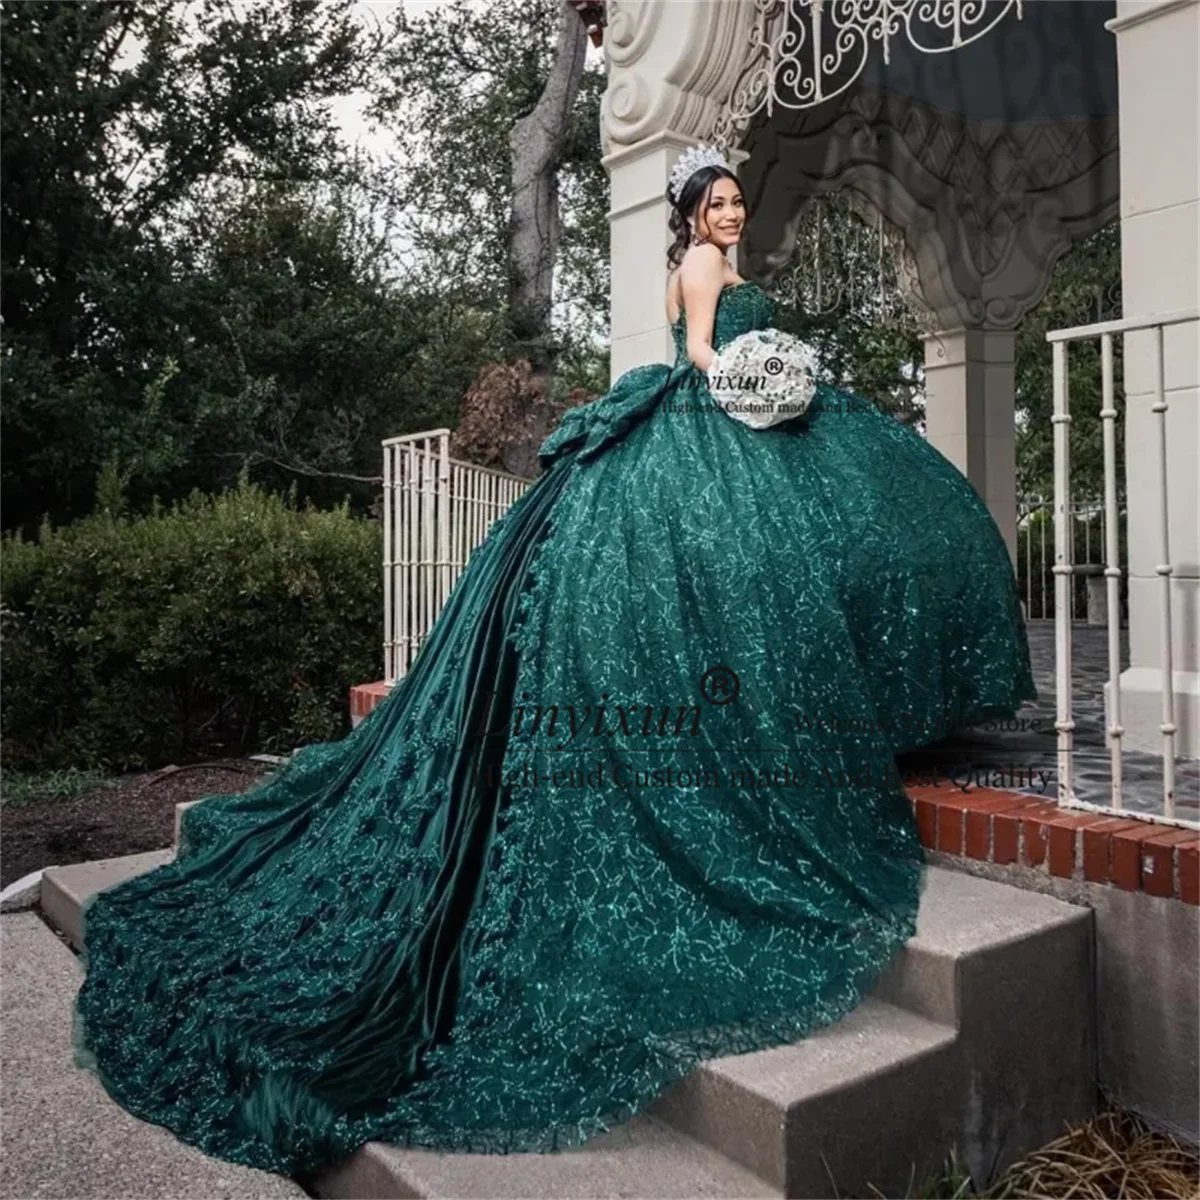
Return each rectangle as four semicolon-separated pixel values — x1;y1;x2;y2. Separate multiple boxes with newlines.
705;328;818;430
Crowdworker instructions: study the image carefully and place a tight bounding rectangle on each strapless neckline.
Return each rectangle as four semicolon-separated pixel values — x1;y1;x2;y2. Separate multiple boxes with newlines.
669;279;759;328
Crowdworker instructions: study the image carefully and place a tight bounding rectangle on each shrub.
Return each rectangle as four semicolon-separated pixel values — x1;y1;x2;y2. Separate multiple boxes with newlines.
1;477;382;772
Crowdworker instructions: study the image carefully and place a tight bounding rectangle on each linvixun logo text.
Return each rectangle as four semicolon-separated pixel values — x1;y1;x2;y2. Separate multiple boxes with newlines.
469;691;703;751
708;372;767;392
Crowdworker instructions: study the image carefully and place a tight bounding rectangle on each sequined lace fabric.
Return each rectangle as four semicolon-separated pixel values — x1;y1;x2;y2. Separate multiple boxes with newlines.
72;281;1037;1176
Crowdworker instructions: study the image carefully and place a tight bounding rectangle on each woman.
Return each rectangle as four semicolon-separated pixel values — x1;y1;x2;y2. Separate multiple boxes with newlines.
72;145;1036;1176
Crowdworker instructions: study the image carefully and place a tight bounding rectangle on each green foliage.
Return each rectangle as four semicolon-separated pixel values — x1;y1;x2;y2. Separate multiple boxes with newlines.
0;0;400;530
1014;224;1123;502
777;299;926;425
0;766;116;810
760;195;928;423
369;0;610;347
768;203;1123;485
1016;505;1129;621
162;181;502;510
1;477;382;773
0;0;608;532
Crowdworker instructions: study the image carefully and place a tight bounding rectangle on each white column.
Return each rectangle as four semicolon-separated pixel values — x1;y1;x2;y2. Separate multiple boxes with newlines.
1108;0;1200;756
922;329;1019;567
599;0;762;381
605;135;750;380
605;131;697;379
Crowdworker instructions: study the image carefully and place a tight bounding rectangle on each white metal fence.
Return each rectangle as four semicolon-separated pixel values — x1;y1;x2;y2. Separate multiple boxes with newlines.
1017;494;1127;624
1045;307;1199;825
381;430;533;684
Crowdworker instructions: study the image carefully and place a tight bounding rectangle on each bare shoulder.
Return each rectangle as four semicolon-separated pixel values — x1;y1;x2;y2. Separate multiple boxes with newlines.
677;241;727;286
675;244;727;311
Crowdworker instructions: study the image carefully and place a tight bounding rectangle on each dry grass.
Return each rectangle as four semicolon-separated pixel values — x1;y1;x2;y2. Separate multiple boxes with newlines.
859;1106;1199;1199
986;1108;1199;1200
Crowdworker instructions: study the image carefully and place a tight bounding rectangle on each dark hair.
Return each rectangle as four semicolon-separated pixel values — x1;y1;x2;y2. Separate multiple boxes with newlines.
666;165;746;270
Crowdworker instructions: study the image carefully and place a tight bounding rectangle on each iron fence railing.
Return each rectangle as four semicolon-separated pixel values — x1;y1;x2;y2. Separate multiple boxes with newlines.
1045;306;1198;825
1017;494;1128;624
381;430;533;684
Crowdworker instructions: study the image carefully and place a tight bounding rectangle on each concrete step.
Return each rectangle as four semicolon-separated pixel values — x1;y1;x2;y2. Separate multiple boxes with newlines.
648;996;957;1195
42;848;174;952
310;1114;781;1199
38;849;782;1197
39;844;1094;1199
871;862;1090;1028
0;911;304;1199
650;869;1095;1196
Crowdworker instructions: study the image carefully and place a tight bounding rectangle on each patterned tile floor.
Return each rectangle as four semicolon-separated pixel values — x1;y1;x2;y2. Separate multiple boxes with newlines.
898;622;1200;823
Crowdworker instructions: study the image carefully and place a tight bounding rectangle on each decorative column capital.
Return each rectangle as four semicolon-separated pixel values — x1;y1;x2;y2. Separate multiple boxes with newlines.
601;0;762;155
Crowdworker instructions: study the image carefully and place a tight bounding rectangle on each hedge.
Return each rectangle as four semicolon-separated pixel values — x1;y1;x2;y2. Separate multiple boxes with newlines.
1;478;382;773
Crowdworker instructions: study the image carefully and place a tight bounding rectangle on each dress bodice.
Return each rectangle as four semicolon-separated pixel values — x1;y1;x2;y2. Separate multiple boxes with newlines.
537;279;778;470
670;280;776;367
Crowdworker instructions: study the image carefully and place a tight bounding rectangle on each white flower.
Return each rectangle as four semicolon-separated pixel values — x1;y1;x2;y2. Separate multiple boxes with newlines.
706;329;818;430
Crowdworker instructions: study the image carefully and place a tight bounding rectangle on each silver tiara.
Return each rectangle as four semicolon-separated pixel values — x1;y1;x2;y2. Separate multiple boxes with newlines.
668;143;729;203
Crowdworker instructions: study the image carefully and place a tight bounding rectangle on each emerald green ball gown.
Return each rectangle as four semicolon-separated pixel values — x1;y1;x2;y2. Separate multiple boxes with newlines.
71;281;1036;1176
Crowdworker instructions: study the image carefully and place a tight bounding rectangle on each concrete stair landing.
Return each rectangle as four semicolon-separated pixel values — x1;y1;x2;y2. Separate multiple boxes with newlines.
0;912;305;1200
22;802;1097;1198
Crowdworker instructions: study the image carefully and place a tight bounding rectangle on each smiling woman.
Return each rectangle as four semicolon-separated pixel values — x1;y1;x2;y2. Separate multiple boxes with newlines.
70;142;1035;1177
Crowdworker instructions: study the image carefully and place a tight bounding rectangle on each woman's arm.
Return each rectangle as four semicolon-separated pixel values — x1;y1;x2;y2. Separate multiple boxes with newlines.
678;243;728;372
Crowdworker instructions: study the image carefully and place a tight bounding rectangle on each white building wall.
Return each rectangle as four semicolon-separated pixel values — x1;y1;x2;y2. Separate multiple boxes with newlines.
1109;0;1200;756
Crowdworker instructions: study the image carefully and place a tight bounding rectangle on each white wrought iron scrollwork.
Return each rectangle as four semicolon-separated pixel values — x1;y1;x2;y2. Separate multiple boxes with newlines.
710;0;1023;154
710;0;780;156
771;190;938;335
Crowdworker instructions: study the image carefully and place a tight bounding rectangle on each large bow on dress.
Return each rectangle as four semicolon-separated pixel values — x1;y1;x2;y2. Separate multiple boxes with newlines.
537;362;698;470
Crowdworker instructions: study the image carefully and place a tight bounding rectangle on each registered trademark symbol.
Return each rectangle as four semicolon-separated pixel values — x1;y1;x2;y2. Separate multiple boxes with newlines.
699;666;740;705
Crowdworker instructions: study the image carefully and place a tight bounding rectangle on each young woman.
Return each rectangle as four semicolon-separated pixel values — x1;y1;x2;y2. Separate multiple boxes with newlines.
72;145;1035;1177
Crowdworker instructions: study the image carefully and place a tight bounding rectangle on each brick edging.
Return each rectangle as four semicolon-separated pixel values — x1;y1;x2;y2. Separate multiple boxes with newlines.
909;783;1198;904
348;682;1199;906
350;680;391;721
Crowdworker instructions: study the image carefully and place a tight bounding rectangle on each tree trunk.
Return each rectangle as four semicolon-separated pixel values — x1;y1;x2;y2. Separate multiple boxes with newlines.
503;0;588;475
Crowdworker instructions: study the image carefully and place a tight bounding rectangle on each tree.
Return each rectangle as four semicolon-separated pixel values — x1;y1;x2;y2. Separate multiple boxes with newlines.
507;1;589;372
368;0;609;474
172;178;510;508
0;0;392;530
1013;223;1122;503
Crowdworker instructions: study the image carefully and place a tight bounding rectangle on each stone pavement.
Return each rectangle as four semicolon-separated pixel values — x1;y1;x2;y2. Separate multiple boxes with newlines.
0;912;305;1200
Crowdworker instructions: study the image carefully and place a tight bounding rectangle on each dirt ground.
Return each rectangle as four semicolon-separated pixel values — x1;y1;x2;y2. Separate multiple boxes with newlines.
1;760;272;888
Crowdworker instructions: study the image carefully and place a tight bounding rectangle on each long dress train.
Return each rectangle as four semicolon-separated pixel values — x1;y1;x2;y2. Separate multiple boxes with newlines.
71;280;1036;1175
